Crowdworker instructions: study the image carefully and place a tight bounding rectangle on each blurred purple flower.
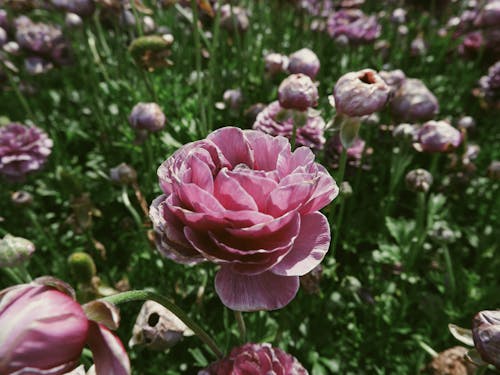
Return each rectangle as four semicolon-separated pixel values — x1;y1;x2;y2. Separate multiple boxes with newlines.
476;61;500;108
474;0;500;28
198;343;308;375
253;101;326;151
0;278;130;375
129;102;166;133
264;52;289;76
327;9;381;44
410;35;427;56
288;48;320;79
0;123;53;182
278;73;319;111
415;120;462;153
297;0;335;18
458;31;484;58
25;56;54;75
150;127;337;311
51;0;96;17
390;78;439;122
326;133;366;168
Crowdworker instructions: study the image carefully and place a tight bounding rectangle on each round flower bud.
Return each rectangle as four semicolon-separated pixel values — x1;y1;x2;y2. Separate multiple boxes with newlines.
288;48;320;79
333;69;390;117
390;8;406;24
472;310;500;369
415;120;462;153
199;343;308;375
390;78;439;122
0;234;35;267
410;35;427;57
340;181;353;197
109;163;137;185
68;252;97;284
264;52;289;76
11;190;33;206
65;13;83;28
457;116;476;130
128;102;166;133
405;168;433;193
278;73;319;111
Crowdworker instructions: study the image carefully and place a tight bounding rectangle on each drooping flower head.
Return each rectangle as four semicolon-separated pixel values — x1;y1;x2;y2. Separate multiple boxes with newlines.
0;277;130;375
253;101;326;151
0;123;53;182
150;127;337;311
327;9;381;45
199;343;308;375
415;120;462;153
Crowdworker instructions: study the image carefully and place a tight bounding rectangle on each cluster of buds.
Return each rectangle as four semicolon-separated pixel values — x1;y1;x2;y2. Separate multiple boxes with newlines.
327;9;381;45
264;47;320;79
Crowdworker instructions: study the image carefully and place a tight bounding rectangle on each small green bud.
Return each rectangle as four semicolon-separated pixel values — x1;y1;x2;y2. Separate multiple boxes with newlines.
68;252;96;284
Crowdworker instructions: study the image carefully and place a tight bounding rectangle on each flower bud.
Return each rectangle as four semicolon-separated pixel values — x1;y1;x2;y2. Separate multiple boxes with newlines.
415;120;462;153
390;8;406;23
333;69;390;117
340;181;353;197
405;168;433;193
109;163;137;185
264;52;289;76
457;116;476;131
219;5;249;33
68;252;97;285
66;13;83;29
278;73;318;111
129;102;166;133
288;48;320;79
390;78;439;122
410;35;427;57
0;234;35;267
472;310;500;369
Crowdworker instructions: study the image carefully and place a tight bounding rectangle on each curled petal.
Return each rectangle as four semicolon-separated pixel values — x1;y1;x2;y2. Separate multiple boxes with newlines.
83;300;120;330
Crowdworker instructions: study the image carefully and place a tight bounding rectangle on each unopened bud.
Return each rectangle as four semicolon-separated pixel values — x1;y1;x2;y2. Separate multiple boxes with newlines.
278;74;318;111
405;168;433;193
110;163;137;185
129;102;166;133
288;48;320;79
0;234;35;267
68;252;96;285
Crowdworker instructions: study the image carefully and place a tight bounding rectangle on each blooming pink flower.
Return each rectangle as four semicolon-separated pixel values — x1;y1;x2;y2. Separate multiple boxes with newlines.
150;127;337;311
415;121;462;153
198;343;308;375
0;278;130;375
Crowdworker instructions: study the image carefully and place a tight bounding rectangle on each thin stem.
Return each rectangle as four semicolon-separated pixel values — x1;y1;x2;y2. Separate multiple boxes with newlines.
4;68;35;120
234;310;247;343
2;267;25;285
121;186;143;230
443;245;456;297
132;181;150;220
102;290;224;359
329;147;348;254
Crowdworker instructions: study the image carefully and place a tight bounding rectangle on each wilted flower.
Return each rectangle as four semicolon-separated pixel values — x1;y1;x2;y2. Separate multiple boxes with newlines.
426;346;476;375
326;133;367;168
129;300;194;350
472;310;500;369
264;52;289;76
129;102;166;133
128;34;174;71
0;123;53;182
333;69;390;117
199;343;308;375
278;73;319;111
390;78;439;122
0;234;35;267
415;120;462;153
110;163;138;185
288;48;320;79
51;0;96;17
405;168;433;193
253;101;326;150
327;9;381;44
219;4;249;33
0;278;130;375
150;127;337;311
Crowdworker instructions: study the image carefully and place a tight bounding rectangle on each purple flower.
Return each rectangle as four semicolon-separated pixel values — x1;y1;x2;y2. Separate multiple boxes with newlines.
288;48;320;79
219;5;249;33
458;32;484;58
297;0;335;18
129;102;166;133
390;78;439;122
472;310;500;369
327;9;381;44
474;0;500;28
199;343;308;375
51;0;96;17
150;127;337;311
333;69;390;117
264;52;289;76
253;101;326;151
476;61;500;107
0;123;53;182
415;121;462;153
25;56;54;75
379;69;406;93
0;278;130;375
278;74;319;111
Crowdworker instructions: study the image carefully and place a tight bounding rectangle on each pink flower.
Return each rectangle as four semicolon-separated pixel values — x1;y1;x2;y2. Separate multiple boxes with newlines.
415;121;462;153
278;74;319;111
150;127;337;311
288;48;320;79
199;343;308;375
0;278;130;375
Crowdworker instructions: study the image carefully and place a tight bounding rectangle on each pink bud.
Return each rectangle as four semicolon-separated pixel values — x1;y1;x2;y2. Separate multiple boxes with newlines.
288;48;320;79
278;73;318;111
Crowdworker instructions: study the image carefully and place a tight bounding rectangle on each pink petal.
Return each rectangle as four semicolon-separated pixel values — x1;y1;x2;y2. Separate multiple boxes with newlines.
214;168;258;211
186;153;214;193
265;181;314;217
225;169;278;211
300;168;338;214
272;212;330;276
176;183;225;213
207;127;254;167
86;322;130;375
245;130;290;171
215;267;299;311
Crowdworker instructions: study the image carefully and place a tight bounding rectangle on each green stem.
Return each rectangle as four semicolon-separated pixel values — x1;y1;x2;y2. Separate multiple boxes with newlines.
408;192;427;268
234;310;247;343
329;147;348;254
121;186;143;230
442;245;456;297
102;290;224;359
4;68;35;120
206;4;222;131
2;267;25;285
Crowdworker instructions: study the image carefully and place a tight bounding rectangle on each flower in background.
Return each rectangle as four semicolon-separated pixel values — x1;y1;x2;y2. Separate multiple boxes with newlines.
129;102;166;133
253;101;326;151
390;78;439;122
198;343;308;375
327;9;381;45
150;127;337;311
0;277;130;375
426;346;477;375
472;310;500;369
219;4;249;33
405;169;433;193
288;48;320;79
415;120;462;153
0;123;53;182
475;60;500;109
278;74;319;111
0;234;35;268
326;133;367;168
51;0;96;17
264;52;289;76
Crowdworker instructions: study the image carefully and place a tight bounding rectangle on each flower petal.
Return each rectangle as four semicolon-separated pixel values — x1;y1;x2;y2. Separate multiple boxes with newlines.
214;168;258;211
215;267;299;311
86;322;130;375
272;212;330;276
83;300;120;330
207;127;254;167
